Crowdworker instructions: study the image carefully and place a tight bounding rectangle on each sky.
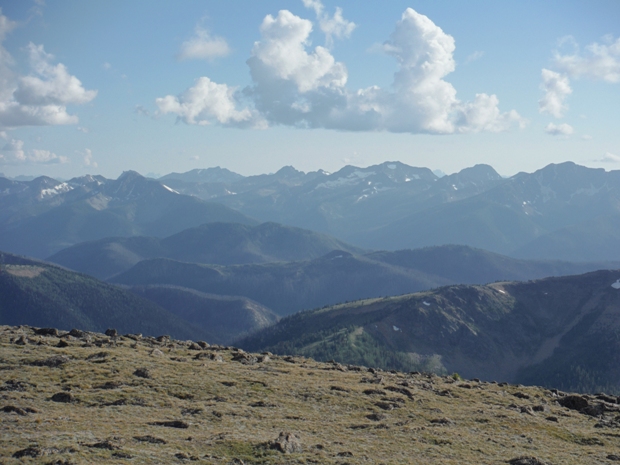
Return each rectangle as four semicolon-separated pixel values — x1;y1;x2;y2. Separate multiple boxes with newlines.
0;0;618;179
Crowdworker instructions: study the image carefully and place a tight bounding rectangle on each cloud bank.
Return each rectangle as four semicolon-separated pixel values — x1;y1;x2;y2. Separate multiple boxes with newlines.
156;7;523;135
0;137;67;164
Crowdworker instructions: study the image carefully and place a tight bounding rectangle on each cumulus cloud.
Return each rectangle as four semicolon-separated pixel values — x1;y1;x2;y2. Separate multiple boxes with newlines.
155;77;263;127
0;138;67;164
302;0;355;48
0;11;96;129
539;69;572;118
545;122;574;136
554;35;620;83
81;148;97;167
158;7;522;135
595;152;620;163
177;26;231;61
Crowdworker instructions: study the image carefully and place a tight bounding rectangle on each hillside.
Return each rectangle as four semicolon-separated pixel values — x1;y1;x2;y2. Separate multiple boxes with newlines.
238;269;620;394
111;246;620;317
127;285;278;345
2;325;620;464
0;252;202;340
47;222;363;279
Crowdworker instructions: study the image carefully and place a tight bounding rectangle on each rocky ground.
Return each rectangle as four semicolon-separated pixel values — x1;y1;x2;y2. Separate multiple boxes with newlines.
1;325;620;464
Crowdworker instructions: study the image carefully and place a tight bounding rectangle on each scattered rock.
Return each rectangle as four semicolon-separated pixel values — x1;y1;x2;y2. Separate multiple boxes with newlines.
105;328;118;337
15;335;28;345
187;342;202;351
2;405;36;415
112;451;133;459
557;395;589;411
51;392;75;403
12;446;60;458
133;367;151;379
363;389;387;396
385;385;414;400
86;351;110;361
86;439;122;450
232;352;257;365
545;416;559;422
507;456;551;465
134;435;167;444
513;392;530;399
366;412;386;422
330;385;350;392
607;455;620;461
0;380;31;392
151;420;189;429
197;341;209;349
31;355;70;367
430;418;455;426
150;348;164;357
34;327;59;336
69;329;86;338
521;406;535;415
94;381;123;390
57;339;69;348
269;432;302;454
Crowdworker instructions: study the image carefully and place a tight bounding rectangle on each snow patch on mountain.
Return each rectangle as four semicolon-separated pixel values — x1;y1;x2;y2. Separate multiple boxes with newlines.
315;170;376;189
162;184;180;194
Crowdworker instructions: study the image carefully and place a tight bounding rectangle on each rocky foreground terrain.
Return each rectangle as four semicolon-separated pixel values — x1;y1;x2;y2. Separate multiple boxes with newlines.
1;326;620;464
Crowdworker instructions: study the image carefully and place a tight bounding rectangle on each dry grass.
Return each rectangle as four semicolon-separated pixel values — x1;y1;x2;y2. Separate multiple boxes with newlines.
1;325;619;464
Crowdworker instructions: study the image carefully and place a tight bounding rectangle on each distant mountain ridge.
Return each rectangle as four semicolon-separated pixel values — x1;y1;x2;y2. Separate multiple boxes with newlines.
110;244;620;317
47;222;364;279
156;161;620;262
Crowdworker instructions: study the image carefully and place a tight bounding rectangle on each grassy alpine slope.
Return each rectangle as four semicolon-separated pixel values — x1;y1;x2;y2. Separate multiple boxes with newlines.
2;325;620;464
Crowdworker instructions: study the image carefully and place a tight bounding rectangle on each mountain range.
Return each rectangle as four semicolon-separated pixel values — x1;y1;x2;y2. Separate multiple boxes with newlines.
0;171;254;258
157;161;620;261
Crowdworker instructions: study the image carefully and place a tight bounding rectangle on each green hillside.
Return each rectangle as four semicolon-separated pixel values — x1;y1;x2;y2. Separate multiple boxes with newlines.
238;269;620;394
0;252;202;340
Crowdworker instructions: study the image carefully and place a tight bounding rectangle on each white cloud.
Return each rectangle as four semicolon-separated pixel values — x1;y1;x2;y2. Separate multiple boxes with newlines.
581;134;593;140
81;148;97;168
554;35;620;83
76;126;88;133
302;0;355;48
177;26;230;61
158;8;522;136
545;122;574;136
15;43;97;106
250;10;347;93
155;77;263;127
465;51;484;64
592;152;620;163
0;138;67;164
0;11;96;129
538;69;572;118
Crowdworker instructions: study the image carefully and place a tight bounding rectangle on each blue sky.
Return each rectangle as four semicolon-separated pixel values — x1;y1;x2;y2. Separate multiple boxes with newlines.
0;0;618;179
